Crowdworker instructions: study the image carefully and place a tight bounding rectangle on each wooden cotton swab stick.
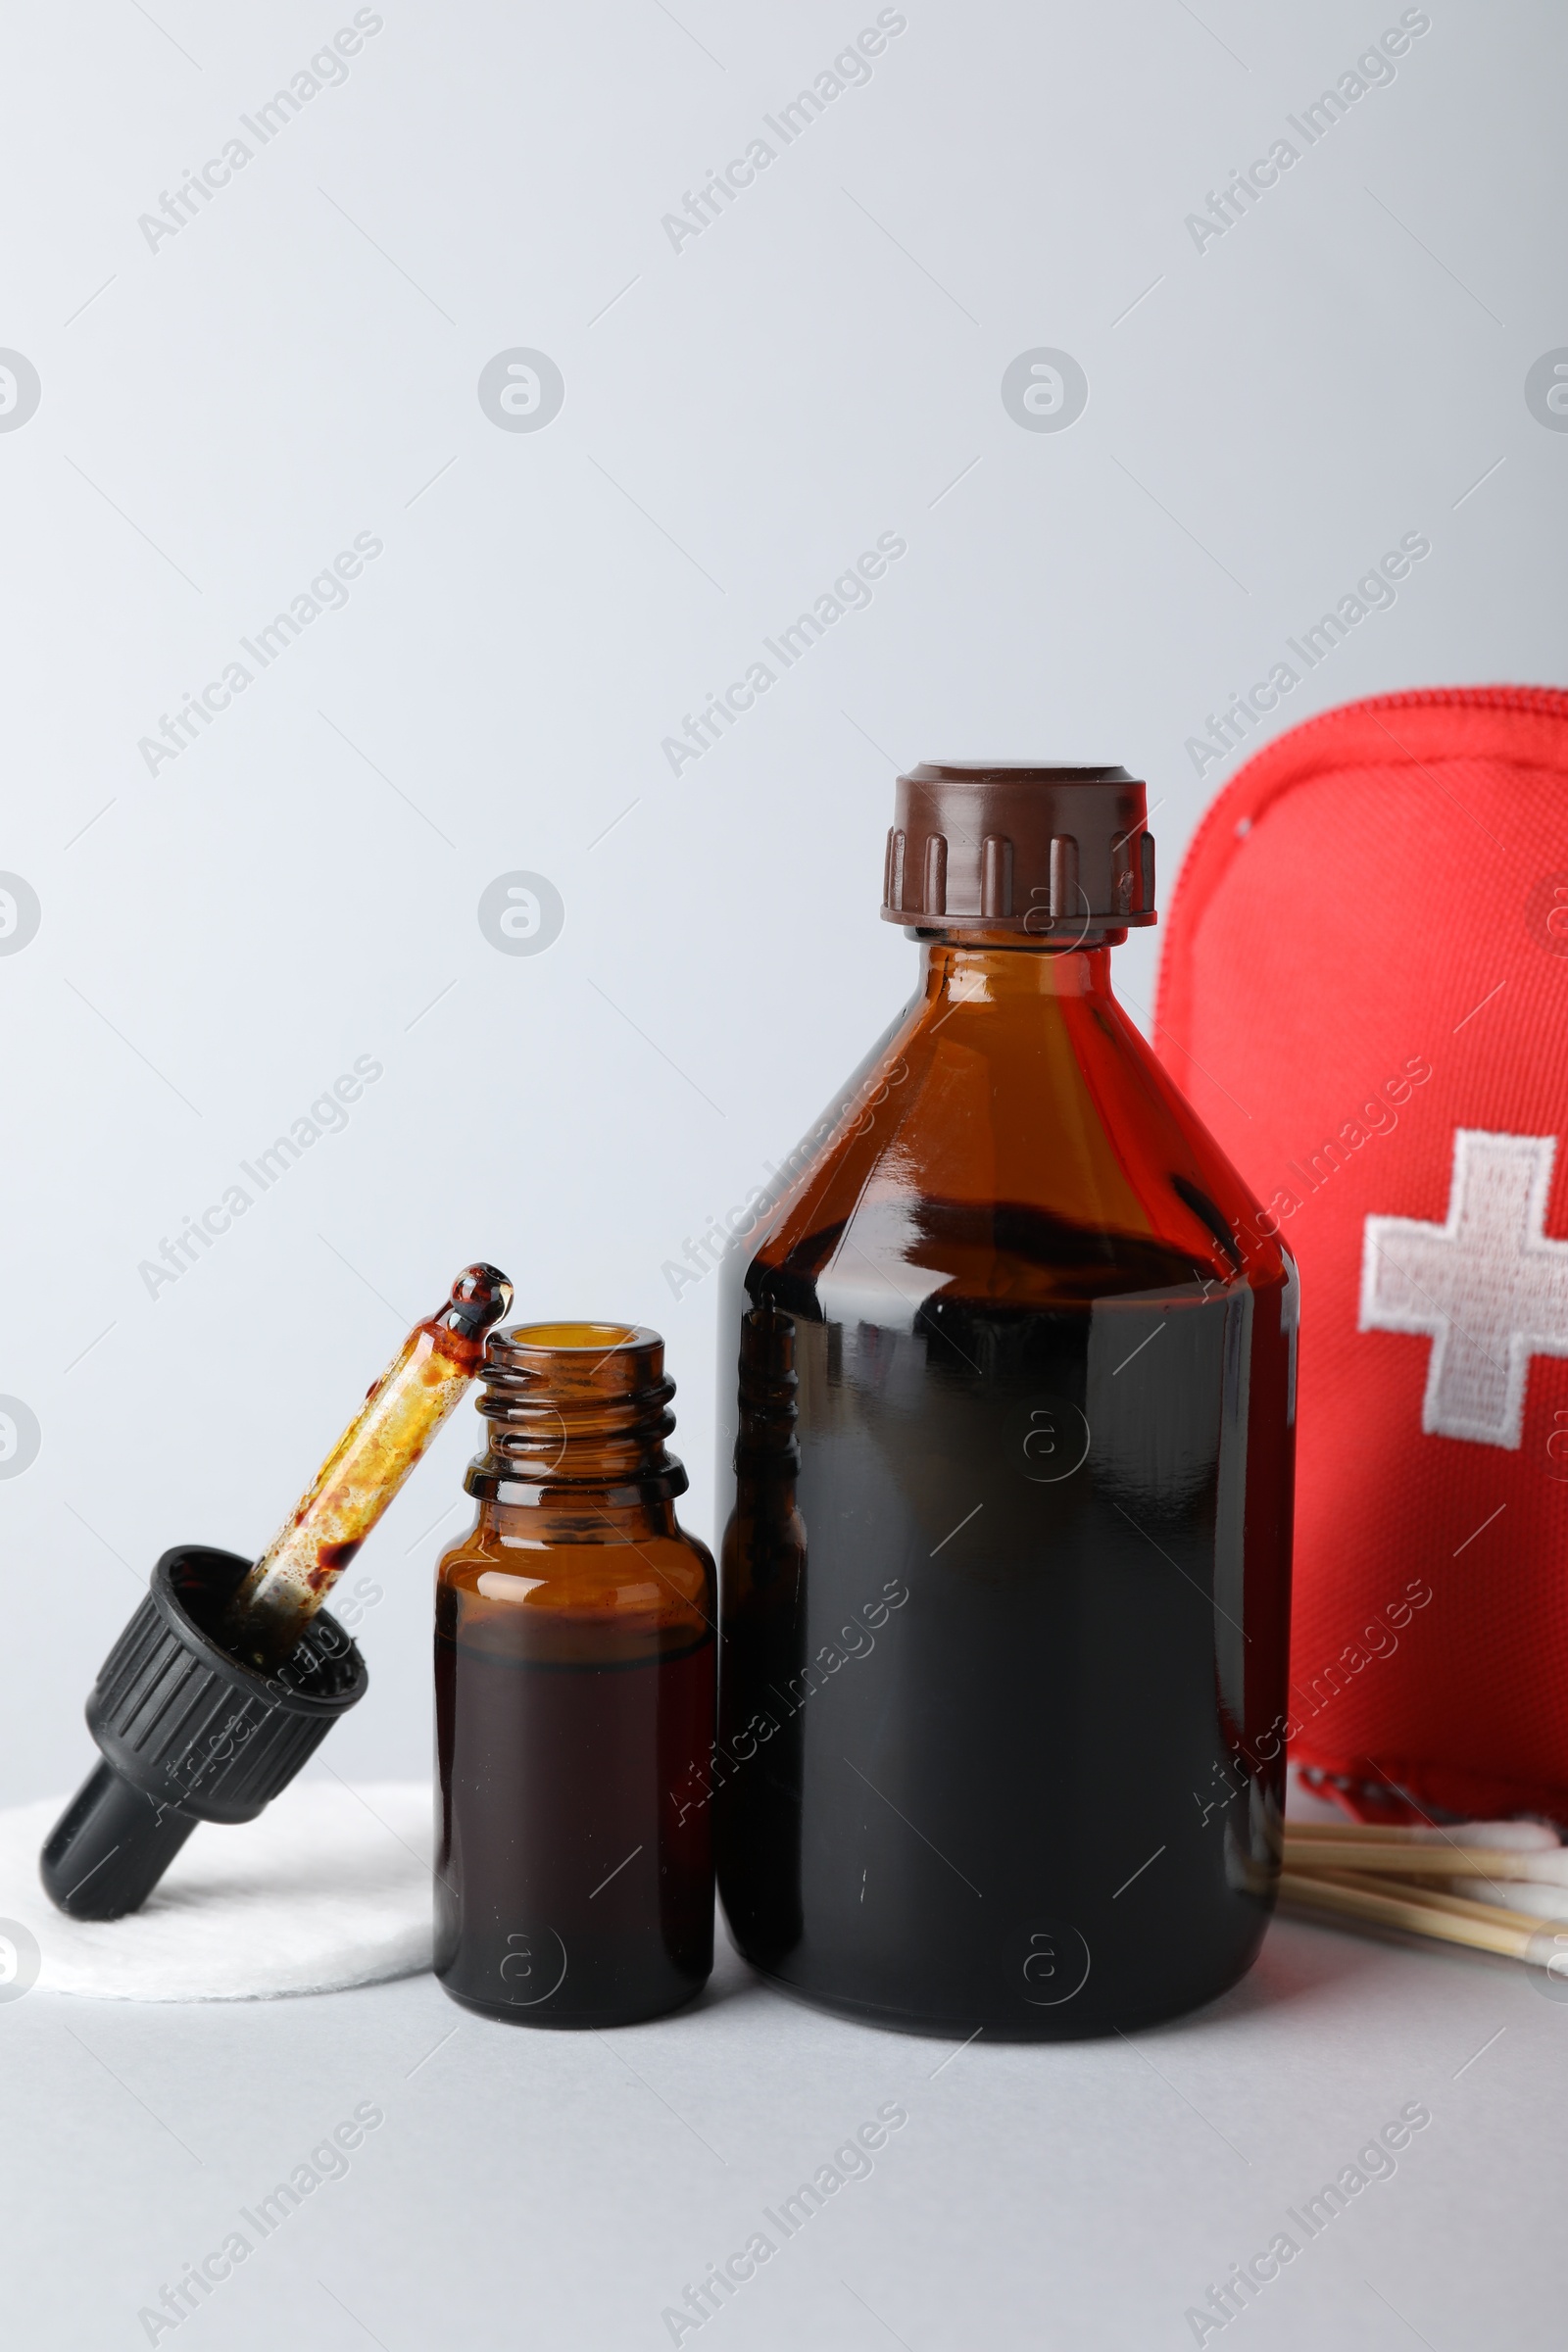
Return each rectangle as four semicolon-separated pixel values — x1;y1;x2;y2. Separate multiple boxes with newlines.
1278;1868;1544;1963
1321;1871;1565;1938
1286;1819;1560;1851
1283;1839;1568;1884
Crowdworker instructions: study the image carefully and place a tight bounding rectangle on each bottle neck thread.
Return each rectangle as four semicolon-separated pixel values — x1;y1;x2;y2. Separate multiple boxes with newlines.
466;1323;690;1509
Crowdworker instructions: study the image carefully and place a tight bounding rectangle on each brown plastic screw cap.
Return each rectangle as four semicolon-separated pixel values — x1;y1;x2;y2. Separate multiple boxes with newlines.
880;761;1156;940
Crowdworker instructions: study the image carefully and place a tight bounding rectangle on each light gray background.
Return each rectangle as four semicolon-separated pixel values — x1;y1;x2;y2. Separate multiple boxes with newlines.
1;1;1563;2344
4;0;1563;1804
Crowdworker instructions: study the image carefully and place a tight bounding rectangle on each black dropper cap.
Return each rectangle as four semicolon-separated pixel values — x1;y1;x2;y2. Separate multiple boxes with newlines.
40;1543;367;1921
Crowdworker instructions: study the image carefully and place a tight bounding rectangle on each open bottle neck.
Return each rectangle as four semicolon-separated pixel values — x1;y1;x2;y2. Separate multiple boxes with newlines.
466;1321;691;1515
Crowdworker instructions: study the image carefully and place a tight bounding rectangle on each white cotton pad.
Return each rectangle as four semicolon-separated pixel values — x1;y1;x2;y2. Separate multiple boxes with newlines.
0;1780;432;2000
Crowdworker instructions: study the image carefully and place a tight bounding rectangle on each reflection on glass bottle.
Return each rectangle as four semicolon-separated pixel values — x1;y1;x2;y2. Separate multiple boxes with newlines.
718;1305;808;1959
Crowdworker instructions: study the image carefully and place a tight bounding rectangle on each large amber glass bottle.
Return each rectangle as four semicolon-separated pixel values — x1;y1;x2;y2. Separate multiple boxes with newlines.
715;764;1297;2037
436;1324;714;2026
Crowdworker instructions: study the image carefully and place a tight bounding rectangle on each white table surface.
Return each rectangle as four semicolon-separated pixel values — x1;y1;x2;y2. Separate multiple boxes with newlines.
5;1861;1562;2352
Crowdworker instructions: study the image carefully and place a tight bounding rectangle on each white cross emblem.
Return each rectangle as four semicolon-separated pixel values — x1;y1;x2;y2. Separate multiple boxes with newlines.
1360;1129;1568;1447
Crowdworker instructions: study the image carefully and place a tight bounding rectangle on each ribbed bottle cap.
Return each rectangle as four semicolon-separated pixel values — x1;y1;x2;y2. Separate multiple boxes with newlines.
881;762;1156;941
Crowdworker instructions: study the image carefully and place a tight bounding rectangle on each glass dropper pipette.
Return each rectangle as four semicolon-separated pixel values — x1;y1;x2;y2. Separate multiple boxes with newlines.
220;1262;514;1671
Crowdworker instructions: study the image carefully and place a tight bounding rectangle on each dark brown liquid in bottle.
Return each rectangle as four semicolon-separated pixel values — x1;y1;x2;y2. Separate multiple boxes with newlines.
717;934;1297;2039
435;1322;715;2028
436;1618;713;2023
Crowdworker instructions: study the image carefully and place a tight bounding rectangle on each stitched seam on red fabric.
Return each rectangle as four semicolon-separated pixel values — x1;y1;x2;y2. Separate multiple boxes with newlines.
1155;685;1568;1041
1297;1740;1568;1825
1168;684;1568;914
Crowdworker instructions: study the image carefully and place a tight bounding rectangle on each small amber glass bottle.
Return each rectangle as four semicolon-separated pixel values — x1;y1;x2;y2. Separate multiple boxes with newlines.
434;1323;715;2026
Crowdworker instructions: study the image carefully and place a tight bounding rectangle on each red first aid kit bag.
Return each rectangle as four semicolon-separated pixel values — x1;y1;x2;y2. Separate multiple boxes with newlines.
1157;686;1568;1824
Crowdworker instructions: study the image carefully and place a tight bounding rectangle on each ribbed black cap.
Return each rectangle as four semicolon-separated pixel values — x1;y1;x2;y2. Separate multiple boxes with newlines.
40;1544;367;1921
